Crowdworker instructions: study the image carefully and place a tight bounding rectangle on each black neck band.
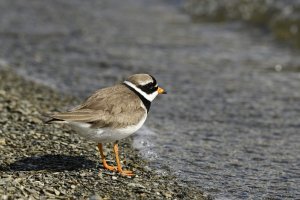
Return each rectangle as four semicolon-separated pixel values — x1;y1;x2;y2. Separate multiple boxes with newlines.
123;83;151;113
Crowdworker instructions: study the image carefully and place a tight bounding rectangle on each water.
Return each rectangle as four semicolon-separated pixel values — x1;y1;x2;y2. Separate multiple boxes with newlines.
0;0;299;199
184;0;300;48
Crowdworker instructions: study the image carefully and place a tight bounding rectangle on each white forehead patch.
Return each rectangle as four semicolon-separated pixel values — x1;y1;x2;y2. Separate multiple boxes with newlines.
138;80;153;85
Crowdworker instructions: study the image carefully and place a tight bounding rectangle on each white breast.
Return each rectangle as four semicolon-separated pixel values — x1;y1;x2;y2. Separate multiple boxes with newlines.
115;112;147;135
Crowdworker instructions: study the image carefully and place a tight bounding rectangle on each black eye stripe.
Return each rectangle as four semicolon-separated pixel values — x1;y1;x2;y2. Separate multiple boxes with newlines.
138;82;157;94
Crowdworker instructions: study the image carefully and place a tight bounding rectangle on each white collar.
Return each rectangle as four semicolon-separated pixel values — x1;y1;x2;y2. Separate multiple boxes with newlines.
123;81;158;102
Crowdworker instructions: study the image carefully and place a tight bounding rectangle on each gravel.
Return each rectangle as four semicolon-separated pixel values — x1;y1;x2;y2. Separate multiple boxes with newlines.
0;69;206;199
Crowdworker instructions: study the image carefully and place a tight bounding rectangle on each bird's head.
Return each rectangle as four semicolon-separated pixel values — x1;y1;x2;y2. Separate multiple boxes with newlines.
123;74;167;102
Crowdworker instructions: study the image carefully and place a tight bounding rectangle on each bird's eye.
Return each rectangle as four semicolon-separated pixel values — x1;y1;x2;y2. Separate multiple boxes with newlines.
138;82;158;94
149;84;158;91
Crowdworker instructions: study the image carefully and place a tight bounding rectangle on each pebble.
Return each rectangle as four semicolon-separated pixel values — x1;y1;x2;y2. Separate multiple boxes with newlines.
89;194;102;200
80;173;87;177
128;183;145;189
153;182;159;187
164;191;172;198
143;166;152;172
54;189;60;196
0;138;6;145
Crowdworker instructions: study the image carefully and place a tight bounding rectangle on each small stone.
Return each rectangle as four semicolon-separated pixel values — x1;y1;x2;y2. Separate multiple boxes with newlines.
164;191;172;198
143;166;151;172
30;117;42;124
54;189;60;196
89;194;102;200
71;185;76;189
112;176;117;180
153;182;159;187
70;144;77;148
274;64;282;72
0;138;6;145
0;90;6;96
128;183;145;189
80;173;86;177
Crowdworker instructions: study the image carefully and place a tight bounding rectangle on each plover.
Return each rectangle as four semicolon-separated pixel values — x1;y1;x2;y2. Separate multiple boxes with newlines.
46;74;166;176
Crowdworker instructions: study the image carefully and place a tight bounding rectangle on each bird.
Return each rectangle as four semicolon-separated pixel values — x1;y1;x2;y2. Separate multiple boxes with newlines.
46;74;166;176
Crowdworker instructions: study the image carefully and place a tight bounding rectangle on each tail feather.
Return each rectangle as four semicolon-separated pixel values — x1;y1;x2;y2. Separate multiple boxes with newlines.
44;109;99;124
45;118;66;124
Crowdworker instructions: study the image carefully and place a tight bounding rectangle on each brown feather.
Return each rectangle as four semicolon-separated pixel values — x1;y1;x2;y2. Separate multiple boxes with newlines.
49;84;146;128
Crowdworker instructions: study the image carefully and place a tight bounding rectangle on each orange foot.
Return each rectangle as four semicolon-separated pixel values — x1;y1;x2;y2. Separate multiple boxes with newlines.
113;143;134;176
103;163;117;171
118;169;134;176
98;143;134;176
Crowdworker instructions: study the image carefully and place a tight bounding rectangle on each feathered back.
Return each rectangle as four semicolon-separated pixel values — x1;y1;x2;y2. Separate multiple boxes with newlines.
47;84;146;128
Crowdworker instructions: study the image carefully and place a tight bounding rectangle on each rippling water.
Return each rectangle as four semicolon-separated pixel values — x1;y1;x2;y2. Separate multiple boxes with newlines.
184;0;300;48
0;0;299;199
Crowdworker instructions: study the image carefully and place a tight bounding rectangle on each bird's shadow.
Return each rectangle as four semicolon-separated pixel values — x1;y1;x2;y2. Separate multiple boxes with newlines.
0;154;96;172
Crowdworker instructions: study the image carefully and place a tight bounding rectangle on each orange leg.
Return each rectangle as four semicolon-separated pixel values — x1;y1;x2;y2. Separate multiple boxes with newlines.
113;142;133;176
97;143;116;171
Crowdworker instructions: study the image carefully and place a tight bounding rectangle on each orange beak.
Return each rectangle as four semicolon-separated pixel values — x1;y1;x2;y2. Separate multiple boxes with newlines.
157;87;167;94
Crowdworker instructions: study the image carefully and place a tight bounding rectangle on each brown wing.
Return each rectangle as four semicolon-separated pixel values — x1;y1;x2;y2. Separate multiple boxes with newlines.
48;84;146;128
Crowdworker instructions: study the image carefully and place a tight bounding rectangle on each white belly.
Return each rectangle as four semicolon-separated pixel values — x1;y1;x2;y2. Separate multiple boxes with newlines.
68;113;147;143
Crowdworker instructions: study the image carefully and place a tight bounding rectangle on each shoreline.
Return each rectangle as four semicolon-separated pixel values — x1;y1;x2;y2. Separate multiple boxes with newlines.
0;69;206;199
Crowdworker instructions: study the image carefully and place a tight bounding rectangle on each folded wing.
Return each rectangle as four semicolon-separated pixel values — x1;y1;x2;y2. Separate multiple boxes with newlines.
46;84;146;128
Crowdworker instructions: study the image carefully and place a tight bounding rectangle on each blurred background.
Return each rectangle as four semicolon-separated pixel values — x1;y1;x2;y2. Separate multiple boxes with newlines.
0;0;299;199
185;0;300;48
